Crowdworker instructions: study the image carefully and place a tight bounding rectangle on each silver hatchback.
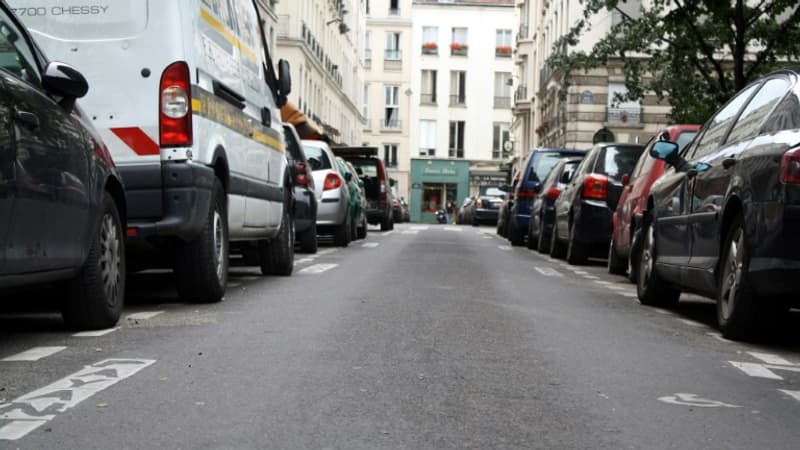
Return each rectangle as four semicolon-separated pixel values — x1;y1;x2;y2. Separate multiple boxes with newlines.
302;140;352;246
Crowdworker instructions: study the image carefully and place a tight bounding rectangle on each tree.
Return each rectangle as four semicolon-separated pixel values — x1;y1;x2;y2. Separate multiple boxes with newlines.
547;0;800;123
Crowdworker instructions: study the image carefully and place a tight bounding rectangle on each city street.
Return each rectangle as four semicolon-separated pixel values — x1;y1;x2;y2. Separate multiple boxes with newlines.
1;224;800;449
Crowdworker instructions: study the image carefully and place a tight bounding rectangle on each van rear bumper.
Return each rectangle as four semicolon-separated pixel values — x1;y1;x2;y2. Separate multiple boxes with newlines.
120;162;215;243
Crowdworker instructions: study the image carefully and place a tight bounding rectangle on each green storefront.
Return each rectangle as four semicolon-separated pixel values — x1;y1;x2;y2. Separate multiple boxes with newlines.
409;159;470;223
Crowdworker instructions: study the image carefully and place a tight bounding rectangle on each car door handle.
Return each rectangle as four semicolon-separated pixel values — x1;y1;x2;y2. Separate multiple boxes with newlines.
14;110;40;130
722;158;736;169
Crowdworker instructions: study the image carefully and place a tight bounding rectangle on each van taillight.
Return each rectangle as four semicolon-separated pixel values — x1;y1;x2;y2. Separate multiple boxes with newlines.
323;173;342;190
159;61;192;147
545;187;562;200
294;162;309;186
517;188;536;199
378;167;387;200
780;147;800;184
582;174;608;200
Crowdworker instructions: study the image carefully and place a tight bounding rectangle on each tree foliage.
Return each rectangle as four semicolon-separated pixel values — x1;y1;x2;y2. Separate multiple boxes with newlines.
547;0;800;123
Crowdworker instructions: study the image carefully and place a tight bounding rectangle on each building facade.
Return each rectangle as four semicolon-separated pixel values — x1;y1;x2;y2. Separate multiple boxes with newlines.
409;0;515;222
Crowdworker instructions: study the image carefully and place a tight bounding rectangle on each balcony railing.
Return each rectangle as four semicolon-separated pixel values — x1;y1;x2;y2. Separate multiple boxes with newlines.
494;96;511;108
515;85;528;101
607;107;641;124
517;24;529;41
495;46;512;58
421;44;438;55
381;118;402;130
420;93;437;104
449;94;466;106
450;44;468;56
364;48;372;61
384;49;402;61
389;7;400;16
539;66;553;92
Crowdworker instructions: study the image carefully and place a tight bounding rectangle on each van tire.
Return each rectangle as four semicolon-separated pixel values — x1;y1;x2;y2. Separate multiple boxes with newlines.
62;192;125;330
260;204;294;276
298;222;318;254
175;178;227;303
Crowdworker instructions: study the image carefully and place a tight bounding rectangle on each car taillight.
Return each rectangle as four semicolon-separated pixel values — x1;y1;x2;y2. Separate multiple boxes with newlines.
582;174;608;200
160;61;192;147
517;188;536;199
378;167;387;200
545;186;561;200
323;172;342;190
780;147;800;184
294;162;309;186
476;198;482;207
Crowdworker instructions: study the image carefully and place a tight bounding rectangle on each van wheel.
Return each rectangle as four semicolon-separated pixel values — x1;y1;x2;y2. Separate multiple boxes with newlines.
260;204;294;276
608;237;627;275
566;222;587;265
357;216;368;239
335;212;351;246
637;216;679;307
175;178;227;303
63;192;125;330
298;222;318;254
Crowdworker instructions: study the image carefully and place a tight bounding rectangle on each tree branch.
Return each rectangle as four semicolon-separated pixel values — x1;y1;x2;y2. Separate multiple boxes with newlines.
673;0;728;92
745;4;800;79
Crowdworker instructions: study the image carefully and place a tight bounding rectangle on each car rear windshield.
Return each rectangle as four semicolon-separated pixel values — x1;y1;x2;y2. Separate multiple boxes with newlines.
529;152;575;183
597;146;645;181
302;145;332;170
346;159;379;178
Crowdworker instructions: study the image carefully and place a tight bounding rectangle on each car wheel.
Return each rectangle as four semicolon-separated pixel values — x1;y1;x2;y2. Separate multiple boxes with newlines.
357;215;368;239
566;221;587;265
63;192;125;330
298;222;318;254
175;178;227;303
350;212;358;240
380;213;392;231
259;201;295;276
509;220;524;246
526;216;537;250
607;237;627;275
637;216;679;307
335;211;351;246
536;223;551;254
550;222;567;259
628;224;642;283
717;217;776;340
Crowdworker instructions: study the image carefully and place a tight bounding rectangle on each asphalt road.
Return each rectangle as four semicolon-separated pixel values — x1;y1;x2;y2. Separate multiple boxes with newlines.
1;223;799;449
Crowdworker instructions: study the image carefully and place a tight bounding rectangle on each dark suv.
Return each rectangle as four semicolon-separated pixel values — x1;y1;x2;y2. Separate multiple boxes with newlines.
0;3;127;329
332;147;394;231
283;124;318;253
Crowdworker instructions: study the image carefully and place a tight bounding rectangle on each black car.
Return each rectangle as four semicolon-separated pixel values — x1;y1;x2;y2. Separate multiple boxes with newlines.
470;188;505;225
457;196;475;224
638;69;800;340
283;124;318;253
527;157;583;252
0;2;127;329
551;143;645;264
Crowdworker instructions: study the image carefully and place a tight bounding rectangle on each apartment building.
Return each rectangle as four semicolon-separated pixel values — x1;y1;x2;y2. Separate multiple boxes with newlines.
512;0;671;177
275;0;367;145
361;0;414;205
409;0;515;223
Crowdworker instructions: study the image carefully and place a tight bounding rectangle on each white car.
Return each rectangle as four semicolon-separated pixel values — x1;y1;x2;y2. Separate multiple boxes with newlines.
302;140;352;247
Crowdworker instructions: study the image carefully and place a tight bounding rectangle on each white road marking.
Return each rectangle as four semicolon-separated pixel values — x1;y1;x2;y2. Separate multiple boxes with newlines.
483;236;492;239
730;353;800;380
706;332;730;343
316;249;338;256
679;319;706;328
572;270;589;275
658;393;740;408
619;293;638;298
606;285;629;290
299;263;338;274
227;282;242;288
72;328;119;338
401;230;419;235
653;309;673;315
729;362;785;380
594;280;613;285
295;257;314;264
582;275;600;280
2;347;67;362
238;276;259;281
125;311;164;321
535;267;563;277
362;242;379;248
498;245;512;251
381;230;396;236
410;225;430;231
779;390;800;402
749;352;795;366
443;226;462;232
0;358;156;440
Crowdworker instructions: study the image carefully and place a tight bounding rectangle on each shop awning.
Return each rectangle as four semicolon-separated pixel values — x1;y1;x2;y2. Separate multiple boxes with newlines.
280;102;327;141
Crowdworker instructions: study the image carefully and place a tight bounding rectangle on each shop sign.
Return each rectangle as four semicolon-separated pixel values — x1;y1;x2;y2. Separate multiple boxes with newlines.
423;167;458;176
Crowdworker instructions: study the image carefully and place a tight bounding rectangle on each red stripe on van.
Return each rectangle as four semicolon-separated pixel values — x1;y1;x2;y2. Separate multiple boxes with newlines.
110;127;160;156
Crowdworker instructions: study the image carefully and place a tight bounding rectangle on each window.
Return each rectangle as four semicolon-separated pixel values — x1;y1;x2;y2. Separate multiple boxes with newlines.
0;9;40;85
422;26;438;54
449;121;465;158
494;72;511;108
362;84;369;120
451;27;467;56
580;90;594;104
384;85;400;128
688;83;760;160
495;29;512;57
492;123;510;159
384;144;398;168
421;70;437;104
364;31;371;61
389;0;399;15
385;32;401;61
420;120;436;156
764;90;800;133
727;77;791;143
450;71;466;105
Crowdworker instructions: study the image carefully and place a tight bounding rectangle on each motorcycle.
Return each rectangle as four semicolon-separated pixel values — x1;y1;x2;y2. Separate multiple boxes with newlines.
436;209;447;224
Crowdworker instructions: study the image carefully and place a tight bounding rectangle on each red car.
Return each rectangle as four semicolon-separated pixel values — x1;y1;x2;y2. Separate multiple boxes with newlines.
608;125;700;279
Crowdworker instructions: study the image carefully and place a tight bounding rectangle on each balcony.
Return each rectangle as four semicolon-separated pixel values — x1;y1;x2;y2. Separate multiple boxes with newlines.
517;24;529;42
421;43;438;55
450;43;468;56
449;94;466;106
495;46;512;58
389;7;400;16
384;49;402;61
420;93;437;104
515;85;528;102
381;118;402;130
494;96;511;109
607;107;642;125
364;48;371;69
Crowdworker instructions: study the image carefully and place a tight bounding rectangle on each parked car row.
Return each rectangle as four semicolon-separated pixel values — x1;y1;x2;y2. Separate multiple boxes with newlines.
496;69;800;341
457;187;506;226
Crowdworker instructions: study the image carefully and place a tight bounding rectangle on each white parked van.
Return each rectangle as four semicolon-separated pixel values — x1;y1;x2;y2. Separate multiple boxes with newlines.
12;0;295;302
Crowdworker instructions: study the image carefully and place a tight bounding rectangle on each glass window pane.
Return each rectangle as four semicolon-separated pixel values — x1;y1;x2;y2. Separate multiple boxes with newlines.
690;83;760;159
727;77;791;143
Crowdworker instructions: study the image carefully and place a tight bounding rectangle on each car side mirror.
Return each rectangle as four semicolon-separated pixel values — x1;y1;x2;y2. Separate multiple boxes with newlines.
358;179;364;188
621;173;630;186
277;59;291;107
651;141;678;160
344;172;353;182
42;61;88;100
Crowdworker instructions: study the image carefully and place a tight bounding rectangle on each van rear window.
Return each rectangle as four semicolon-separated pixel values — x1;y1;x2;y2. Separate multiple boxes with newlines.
9;1;148;40
346;159;379;178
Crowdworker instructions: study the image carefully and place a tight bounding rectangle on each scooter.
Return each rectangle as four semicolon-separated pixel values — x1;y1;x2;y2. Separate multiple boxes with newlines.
436;209;447;224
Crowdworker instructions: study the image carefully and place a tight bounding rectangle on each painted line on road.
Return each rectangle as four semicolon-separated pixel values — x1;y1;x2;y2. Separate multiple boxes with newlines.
410;225;430;230
606;285;630;291
72;328;119;338
706;332;730;343
0;358;156;440
619;292;638;298
443;226;462;232
299;263;338;274
779;390;800;402
582;275;600;280
729;361;785;380
238;276;260;281
381;230;396;236
498;245;512;251
125;311;164;321
678;319;706;328
401;230;419;235
316;248;339;256
535;267;563;277
227;282;242;288
295;257;314;264
653;309;673;315
2;347;67;362
362;242;380;248
749;352;796;366
594;280;613;285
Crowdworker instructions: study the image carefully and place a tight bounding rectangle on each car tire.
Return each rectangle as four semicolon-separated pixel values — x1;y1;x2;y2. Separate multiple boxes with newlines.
380;213;392;231
350;212;358;240
298;222;318;254
717;217;775;341
628;224;642;283
526;217;537;250
175;178;227;303
259;201;295;276
637;216;679;307
357;216;368;239
335;211;351;247
62;192;125;330
550;223;567;259
608;237;627;275
566;221;587;265
509;219;524;246
537;224;551;254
